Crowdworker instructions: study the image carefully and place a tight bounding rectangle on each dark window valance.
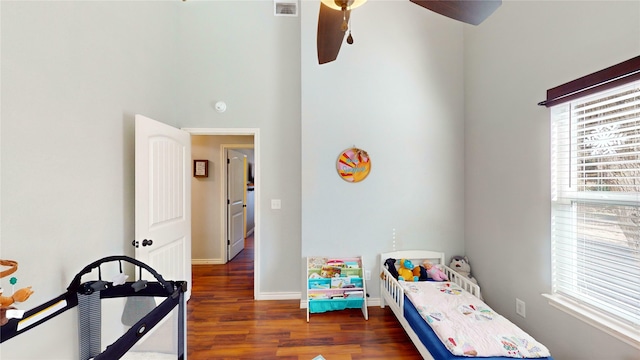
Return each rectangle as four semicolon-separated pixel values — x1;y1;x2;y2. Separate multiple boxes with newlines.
538;55;640;107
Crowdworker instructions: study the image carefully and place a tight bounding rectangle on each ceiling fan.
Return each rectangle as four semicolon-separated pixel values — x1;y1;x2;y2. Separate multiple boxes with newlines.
317;0;502;64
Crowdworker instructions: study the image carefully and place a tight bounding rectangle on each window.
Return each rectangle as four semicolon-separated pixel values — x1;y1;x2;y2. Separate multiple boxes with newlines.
547;77;640;347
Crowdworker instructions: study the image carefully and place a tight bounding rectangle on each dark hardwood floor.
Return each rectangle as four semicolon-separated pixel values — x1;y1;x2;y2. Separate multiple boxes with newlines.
187;236;423;360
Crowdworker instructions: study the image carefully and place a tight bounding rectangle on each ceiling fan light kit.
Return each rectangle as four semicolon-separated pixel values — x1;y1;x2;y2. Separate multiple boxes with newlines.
320;0;367;11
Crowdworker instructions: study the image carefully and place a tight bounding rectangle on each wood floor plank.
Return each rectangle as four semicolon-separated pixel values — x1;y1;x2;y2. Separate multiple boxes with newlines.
275;344;361;357
187;236;423;359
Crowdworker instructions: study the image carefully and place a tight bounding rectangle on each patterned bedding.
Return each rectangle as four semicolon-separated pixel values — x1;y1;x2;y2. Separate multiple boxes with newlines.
400;281;551;358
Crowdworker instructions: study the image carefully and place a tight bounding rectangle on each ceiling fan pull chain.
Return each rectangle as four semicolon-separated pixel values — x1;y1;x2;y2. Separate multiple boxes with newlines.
346;11;354;44
341;10;348;32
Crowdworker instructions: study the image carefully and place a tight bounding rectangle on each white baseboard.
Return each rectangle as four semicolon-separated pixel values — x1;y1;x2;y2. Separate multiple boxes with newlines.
367;297;381;307
192;258;225;265
256;291;301;300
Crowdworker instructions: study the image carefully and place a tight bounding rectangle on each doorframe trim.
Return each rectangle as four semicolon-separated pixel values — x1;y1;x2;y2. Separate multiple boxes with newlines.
183;127;260;300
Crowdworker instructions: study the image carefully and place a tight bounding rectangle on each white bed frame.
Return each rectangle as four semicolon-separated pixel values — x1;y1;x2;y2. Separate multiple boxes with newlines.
379;250;481;360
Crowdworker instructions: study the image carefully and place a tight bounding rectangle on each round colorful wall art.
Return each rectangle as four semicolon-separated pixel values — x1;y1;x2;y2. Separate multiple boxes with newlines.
336;147;371;183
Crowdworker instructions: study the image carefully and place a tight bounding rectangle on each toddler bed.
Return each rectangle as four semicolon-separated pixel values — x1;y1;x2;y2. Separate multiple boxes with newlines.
1;256;186;360
379;250;553;360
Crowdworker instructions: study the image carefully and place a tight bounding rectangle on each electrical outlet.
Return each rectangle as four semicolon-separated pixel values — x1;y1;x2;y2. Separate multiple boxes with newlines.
365;270;371;281
516;298;526;318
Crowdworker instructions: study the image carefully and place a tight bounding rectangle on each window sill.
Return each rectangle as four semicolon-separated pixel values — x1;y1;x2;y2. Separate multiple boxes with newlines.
542;293;640;350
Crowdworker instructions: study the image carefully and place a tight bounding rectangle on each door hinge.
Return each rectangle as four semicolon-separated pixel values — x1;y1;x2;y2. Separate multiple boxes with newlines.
227;240;230;245
227;158;230;164
227;199;230;205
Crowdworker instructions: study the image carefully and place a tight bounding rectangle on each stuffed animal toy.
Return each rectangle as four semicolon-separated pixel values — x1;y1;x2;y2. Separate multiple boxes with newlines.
0;287;34;307
380;258;399;280
398;259;418;282
449;255;478;285
413;263;428;281
423;260;448;281
320;265;341;278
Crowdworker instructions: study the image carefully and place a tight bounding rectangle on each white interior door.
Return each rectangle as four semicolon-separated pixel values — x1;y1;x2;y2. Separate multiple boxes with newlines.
135;114;192;300
227;149;246;261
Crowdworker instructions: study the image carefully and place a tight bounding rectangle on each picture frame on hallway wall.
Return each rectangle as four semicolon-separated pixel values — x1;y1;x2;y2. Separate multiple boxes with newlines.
194;160;209;178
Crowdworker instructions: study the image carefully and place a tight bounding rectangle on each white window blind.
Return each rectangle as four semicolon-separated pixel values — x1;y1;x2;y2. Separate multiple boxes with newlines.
551;80;640;327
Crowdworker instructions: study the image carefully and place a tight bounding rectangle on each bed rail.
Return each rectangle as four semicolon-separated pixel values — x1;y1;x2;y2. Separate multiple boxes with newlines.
442;265;481;299
379;266;431;359
380;266;404;310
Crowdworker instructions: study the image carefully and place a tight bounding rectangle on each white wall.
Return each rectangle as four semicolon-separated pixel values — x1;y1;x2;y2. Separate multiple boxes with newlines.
301;0;466;297
464;1;640;359
0;1;301;358
1;2;180;358
175;1;302;296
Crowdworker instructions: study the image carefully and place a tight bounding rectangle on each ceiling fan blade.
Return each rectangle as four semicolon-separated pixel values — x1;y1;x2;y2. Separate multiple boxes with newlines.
317;3;350;64
410;0;501;26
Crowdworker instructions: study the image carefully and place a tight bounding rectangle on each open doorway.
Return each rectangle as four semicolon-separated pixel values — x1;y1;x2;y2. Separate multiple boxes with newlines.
184;127;260;299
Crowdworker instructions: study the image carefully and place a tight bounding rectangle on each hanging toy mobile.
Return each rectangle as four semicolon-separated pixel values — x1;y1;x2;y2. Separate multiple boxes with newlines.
1;259;34;325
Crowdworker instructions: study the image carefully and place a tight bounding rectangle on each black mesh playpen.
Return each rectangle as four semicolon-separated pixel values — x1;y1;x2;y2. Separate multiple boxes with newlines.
1;256;186;359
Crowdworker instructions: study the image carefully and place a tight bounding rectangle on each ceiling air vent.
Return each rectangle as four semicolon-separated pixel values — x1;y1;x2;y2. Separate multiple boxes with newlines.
274;1;298;17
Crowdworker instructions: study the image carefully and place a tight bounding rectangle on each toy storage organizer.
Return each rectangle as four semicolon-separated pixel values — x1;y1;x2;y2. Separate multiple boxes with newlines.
306;256;368;322
0;256;186;360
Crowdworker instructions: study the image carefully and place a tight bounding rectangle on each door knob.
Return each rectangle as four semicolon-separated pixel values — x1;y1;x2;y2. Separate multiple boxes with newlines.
142;239;153;247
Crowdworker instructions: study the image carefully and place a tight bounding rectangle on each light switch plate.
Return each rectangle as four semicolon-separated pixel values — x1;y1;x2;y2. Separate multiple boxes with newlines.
271;199;281;209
